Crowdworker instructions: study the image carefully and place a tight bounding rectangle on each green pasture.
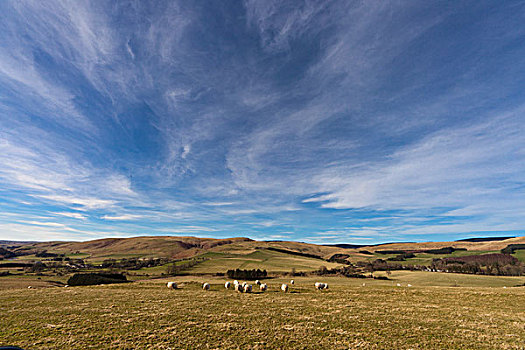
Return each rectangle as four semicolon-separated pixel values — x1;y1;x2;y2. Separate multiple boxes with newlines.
187;249;341;274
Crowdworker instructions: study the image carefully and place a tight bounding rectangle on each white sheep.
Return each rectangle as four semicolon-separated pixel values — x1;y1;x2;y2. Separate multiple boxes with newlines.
255;280;261;286
225;281;231;289
290;279;294;285
259;283;267;292
396;283;401;287
407;284;412;287
233;280;239;286
167;281;177;289
202;282;210;290
323;283;329;290
243;284;252;293
241;282;247;288
27;286;32;289
281;283;289;292
235;283;244;293
315;282;324;290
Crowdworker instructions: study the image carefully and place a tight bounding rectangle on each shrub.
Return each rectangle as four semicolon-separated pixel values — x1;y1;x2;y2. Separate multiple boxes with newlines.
226;268;267;279
501;244;525;254
376;250;407;255
431;253;524;276
328;254;351;264
424;247;466;254
388;252;416;261
67;273;128;286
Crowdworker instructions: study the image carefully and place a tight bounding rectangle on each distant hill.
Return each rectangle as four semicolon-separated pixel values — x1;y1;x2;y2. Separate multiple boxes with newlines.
324;242;416;249
7;235;525;264
0;240;37;246
456;236;515;242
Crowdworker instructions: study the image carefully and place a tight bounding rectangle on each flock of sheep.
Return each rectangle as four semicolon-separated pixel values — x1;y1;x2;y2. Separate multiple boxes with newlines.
166;279;329;293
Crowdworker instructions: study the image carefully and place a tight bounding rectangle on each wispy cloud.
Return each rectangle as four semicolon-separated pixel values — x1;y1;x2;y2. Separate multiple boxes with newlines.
52;212;88;220
102;214;143;221
1;1;524;242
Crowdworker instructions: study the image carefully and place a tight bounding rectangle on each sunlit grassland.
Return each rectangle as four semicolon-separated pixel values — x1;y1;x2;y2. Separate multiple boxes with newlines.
1;275;524;349
374;270;525;288
512;249;525;262
186;249;342;274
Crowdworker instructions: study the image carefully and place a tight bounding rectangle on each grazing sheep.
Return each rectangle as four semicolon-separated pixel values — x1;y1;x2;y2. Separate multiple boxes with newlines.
281;283;289;292
290;279;294;285
64;285;69;288
235;283;244;293
202;283;210;290
407;284;412;287
234;280;239;286
167;282;177;289
243;284;252;293
315;282;326;290
396;283;401;287
260;283;267;292
255;280;261;286
27;286;32;289
315;282;329;290
225;281;231;289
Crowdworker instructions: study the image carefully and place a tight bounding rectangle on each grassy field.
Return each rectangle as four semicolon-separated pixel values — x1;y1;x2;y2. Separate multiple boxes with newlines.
1;275;524;349
187;249;342;274
2;237;525;349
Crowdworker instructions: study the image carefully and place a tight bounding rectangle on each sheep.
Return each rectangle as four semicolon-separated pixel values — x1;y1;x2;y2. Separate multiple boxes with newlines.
202;283;210;290
225;281;231;289
281;283;289;292
396;283;401;287
167;281;177;289
255;280;261;286
290;279;294;285
315;282;329;290
243;284;252;293
233;280;239;286
235;283;244;293
27;286;32;289
259;283;267;292
407;284;412;287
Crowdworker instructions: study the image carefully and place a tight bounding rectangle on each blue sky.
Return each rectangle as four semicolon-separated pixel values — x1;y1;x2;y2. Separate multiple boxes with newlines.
1;1;525;243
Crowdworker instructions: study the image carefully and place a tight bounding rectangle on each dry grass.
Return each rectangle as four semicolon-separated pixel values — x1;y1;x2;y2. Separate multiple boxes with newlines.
2;276;524;349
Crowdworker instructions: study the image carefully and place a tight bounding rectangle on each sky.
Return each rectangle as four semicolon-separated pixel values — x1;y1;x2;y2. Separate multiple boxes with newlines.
1;0;525;244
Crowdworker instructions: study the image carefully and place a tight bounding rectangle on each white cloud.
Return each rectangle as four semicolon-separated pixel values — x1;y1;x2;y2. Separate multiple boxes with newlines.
52;212;88;220
38;195;116;210
102;214;143;221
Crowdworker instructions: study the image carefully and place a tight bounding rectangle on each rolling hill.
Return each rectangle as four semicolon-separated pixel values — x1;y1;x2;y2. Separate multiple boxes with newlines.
4;235;525;264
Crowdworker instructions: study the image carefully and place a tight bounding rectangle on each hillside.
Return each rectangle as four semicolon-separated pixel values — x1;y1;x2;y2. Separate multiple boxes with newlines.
4;235;525;262
359;236;525;253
